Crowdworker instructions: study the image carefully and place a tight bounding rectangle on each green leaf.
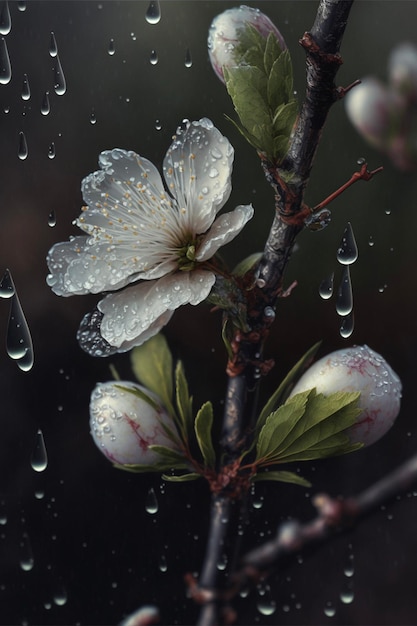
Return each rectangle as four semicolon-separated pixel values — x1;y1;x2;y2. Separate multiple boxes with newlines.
273;100;298;136
162;472;201;482
232;252;262;277
264;32;284;76
253;470;311;488
273;135;291;161
175;361;193;443
131;334;174;414
275;440;363;463
224;114;261;151
267;50;293;110
256;341;322;437
194;402;216;468
255;390;311;461
221;318;233;360
113;461;182;474
235;23;268;63
148;444;189;468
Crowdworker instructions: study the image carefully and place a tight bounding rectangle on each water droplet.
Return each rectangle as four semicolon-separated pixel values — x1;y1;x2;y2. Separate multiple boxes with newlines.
340;311;354;339
17;0;25;10
48;210;57;227
18;131;28;160
337;222;358;265
385;207;391;215
158;554;167;572
319;272;334;300
368;235;374;247
323;602;336;617
53;54;66;95
0;37;11;84
6;288;34;370
184;48;192;68
48;141;56;159
340;590;354;604
19;532;34;571
53;586;68;606
336;266;353;316
0;500;7;525
145;0;161;24
108;38;115;56
90;110;97;125
0;2;11;36
0;269;15;298
3;104;9;113
257;600;276;616
356;157;365;165
145;487;158;514
49;31;58;57
155;119;162;131
31;429;48;472
21;73;30;100
149;49;158;65
41;91;50;115
216;554;227;570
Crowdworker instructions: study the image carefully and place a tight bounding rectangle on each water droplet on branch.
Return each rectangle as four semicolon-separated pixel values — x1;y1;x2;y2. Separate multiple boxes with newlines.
145;0;161;24
31;429;48;472
0;37;11;84
337;222;358;265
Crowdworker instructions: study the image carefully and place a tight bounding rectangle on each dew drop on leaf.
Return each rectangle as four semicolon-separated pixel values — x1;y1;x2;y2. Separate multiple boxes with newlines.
41;91;50;115
18;131;28;160
0;37;11;84
21;73;30;100
184;48;192;68
336;266;353;316
108;38;115;56
337;222;358;265
53;54;66;95
19;532;34;571
0;1;11;36
0;268;15;298
145;487;158;514
49;31;58;57
145;0;161;24
31;429;48;472
149;49;158;65
319;272;334;300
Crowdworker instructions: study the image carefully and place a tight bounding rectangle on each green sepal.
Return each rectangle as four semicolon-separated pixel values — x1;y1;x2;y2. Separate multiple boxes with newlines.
131;334;174;415
252;470;311;488
194;402;216;468
162;472;201;482
175;360;193;442
232;252;262;278
256;341;322;437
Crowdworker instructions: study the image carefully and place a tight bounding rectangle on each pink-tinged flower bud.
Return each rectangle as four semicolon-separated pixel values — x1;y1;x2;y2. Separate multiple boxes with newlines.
388;42;417;100
208;5;286;83
89;381;178;465
289;345;402;447
345;77;406;150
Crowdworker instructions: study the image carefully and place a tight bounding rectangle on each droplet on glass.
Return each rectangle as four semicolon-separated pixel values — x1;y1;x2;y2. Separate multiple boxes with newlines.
17;0;25;10
49;31;58;57
337;222;358;265
31;429;48;472
145;0;161;24
336;266;353;316
41;91;50;115
19;532;34;571
48;141;56;159
368;235;374;247
323;602;336;617
257;600;276;616
21;73;30;100
0;1;11;35
0;37;11;84
339;311;354;339
108;38;115;55
7;288;34;370
53;54;66;95
184;48;192;68
340;589;354;604
90;110;97;125
319;272;334;300
0;500;7;525
158;554;167;572
53;585;68;606
18;131;28;160
149;49;158;65
48;210;57;227
145;487;158;514
155;119;162;131
0;268;15;298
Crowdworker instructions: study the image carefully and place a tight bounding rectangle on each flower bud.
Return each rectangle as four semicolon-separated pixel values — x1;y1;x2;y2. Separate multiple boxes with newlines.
289;345;402;447
208;5;286;83
89;381;178;465
345;77;406;150
388;42;417;100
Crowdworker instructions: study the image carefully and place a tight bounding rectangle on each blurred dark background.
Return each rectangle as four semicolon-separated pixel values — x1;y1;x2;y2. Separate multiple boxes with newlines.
1;1;417;624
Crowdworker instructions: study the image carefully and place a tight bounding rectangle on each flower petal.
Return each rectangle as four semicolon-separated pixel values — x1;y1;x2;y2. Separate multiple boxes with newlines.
196;204;254;262
163;118;234;234
88;270;216;353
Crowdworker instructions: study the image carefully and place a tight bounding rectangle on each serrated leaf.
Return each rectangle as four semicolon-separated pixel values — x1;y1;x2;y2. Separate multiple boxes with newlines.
267;50;293;110
253;470;311;488
264;32;284;76
162;472;201;482
256;341;322;437
256;390;311;461
194;402;216;468
131;334;174;415
175;361;193;442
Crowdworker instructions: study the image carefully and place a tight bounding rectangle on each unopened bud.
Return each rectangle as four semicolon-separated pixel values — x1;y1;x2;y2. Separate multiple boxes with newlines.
89;381;178;465
388;42;417;100
289;345;402;447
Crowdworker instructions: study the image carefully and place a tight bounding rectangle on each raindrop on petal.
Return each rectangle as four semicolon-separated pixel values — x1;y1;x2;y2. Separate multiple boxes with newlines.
6;287;34;369
0;37;11;84
0;269;15;298
108;38;115;55
145;0;161;24
48;141;56;159
184;47;192;68
0;2;11;35
19;532;34;571
48;210;57;227
339;311;354;339
337;222;358;265
319;272;334;300
18;132;28;160
31;429;48;472
49;31;58;57
336;266;353;316
41;90;50;115
53;54;66;95
21;73;30;100
145;487;158;514
149;49;158;65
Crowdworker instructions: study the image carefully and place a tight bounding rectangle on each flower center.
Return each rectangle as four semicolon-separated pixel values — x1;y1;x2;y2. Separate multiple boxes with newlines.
177;240;198;271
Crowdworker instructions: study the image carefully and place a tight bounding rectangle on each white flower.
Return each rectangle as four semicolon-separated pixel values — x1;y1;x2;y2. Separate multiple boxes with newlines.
46;118;253;356
208;5;286;83
289;345;402;447
89;381;179;466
